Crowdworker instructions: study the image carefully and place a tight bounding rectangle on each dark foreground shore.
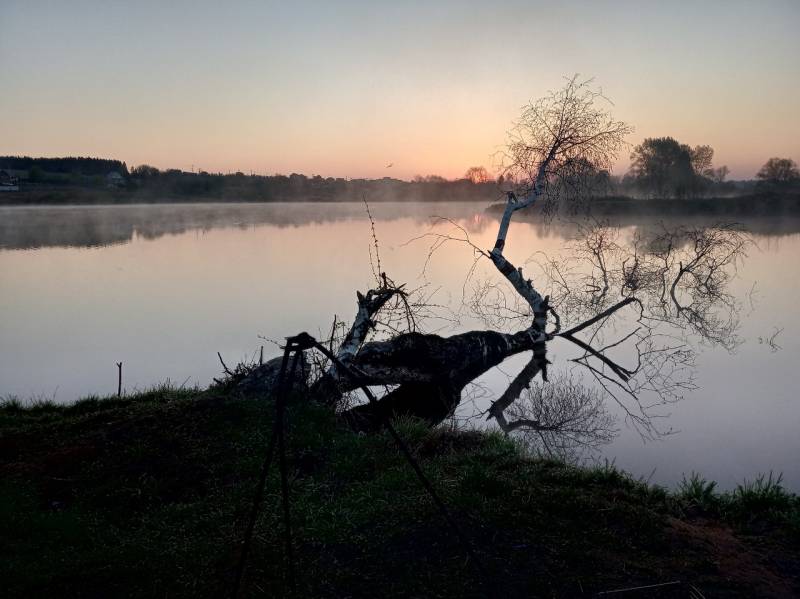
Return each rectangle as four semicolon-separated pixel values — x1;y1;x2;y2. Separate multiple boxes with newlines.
1;386;798;597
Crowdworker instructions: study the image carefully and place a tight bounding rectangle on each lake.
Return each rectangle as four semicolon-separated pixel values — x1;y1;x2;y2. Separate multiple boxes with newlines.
1;201;798;490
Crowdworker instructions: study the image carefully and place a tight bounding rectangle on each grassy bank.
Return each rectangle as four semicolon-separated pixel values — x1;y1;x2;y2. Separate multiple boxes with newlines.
1;387;798;597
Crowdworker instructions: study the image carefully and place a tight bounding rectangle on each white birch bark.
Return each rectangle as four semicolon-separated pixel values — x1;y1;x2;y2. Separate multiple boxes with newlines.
488;156;553;335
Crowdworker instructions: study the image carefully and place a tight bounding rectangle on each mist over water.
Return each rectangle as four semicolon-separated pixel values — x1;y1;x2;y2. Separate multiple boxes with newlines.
1;201;798;490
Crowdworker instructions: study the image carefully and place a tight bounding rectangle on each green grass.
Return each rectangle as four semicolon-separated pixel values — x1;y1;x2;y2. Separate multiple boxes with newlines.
728;471;796;522
1;386;798;597
678;472;720;513
675;470;800;530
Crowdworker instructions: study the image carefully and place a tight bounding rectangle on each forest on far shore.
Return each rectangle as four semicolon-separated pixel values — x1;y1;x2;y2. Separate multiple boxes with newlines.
1;140;798;204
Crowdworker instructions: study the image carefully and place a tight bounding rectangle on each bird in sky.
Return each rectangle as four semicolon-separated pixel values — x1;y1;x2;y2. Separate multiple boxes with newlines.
385;163;393;168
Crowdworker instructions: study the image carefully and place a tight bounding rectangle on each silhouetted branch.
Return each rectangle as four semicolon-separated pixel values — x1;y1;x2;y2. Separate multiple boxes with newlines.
218;352;233;376
559;296;639;337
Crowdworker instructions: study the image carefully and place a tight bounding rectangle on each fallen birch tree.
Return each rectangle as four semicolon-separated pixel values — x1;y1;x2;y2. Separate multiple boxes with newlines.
239;77;748;451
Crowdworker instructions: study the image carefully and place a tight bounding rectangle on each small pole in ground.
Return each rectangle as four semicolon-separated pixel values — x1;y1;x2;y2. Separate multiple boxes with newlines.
260;345;264;365
116;362;123;397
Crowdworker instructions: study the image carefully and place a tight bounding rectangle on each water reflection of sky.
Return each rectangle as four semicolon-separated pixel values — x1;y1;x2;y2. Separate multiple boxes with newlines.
1;202;798;490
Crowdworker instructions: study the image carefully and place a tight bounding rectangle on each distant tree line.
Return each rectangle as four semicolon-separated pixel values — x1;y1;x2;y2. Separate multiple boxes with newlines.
2;152;797;203
0;156;128;182
125;166;503;202
0;157;502;201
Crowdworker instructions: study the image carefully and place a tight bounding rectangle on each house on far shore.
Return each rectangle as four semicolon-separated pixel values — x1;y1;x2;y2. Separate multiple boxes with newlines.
0;170;19;192
106;171;125;188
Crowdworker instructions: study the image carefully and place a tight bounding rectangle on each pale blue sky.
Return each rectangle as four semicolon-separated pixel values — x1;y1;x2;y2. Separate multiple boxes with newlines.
1;0;798;178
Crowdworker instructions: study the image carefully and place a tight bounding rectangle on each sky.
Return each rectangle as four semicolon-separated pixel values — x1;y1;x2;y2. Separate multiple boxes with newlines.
1;0;798;180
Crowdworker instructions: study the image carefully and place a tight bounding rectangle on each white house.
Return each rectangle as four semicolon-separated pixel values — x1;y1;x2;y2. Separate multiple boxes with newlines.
0;170;19;192
106;171;125;188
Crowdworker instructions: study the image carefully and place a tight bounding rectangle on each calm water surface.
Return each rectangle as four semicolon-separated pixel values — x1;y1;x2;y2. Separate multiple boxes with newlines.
1;202;798;490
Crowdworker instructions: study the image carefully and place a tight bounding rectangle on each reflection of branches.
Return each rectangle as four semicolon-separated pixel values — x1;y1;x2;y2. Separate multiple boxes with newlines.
758;327;783;352
472;220;744;440
530;222;750;349
658;225;749;349
487;351;548;422
572;332;696;439
491;363;616;459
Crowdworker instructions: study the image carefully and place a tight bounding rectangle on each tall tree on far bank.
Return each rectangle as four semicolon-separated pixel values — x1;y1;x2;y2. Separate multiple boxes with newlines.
464;166;491;184
628;137;695;198
756;157;800;188
689;145;714;177
628;138;730;198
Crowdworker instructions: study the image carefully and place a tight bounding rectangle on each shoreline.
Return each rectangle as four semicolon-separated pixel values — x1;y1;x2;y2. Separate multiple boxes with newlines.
3;188;799;215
